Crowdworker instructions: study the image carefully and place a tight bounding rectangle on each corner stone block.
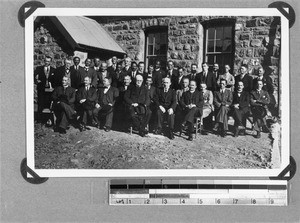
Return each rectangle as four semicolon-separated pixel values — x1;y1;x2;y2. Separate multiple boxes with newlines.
250;39;262;47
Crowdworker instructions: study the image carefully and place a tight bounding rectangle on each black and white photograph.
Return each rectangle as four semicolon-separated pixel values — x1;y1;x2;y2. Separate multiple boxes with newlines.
25;8;289;177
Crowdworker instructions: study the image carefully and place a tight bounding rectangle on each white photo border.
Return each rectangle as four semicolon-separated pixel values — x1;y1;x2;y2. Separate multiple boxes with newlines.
26;8;290;177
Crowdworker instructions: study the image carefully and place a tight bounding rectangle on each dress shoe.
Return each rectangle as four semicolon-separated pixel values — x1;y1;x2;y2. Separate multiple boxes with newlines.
155;128;162;135
187;135;193;141
139;130;146;137
255;131;261;138
169;131;175;140
262;125;270;133
85;126;91;130
234;128;239;137
104;126;111;132
238;125;245;130
221;130;227;138
213;124;219;132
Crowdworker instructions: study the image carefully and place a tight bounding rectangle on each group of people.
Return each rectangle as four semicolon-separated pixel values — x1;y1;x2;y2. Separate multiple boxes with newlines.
34;55;273;140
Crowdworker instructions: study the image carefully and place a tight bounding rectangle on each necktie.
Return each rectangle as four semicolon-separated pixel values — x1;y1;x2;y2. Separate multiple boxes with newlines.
85;67;88;72
64;87;67;95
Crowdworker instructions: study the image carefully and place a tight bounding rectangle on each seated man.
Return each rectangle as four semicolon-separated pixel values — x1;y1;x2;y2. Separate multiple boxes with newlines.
154;77;177;139
51;76;77;134
175;77;190;131
250;79;270;138
213;79;233;137
145;76;156;130
124;74;150;137
200;82;214;133
231;81;251;137
180;80;204;141
93;77;119;132
76;76;97;131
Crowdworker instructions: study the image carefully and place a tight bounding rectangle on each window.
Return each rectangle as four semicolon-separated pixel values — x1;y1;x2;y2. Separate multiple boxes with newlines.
204;22;234;72
145;27;168;69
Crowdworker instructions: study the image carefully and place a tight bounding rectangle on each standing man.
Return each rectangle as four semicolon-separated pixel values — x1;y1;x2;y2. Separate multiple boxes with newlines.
97;62;111;89
108;56;118;74
93;77;119;132
111;62;126;88
130;61;138;84
34;55;56;121
187;63;200;83
250;80;270;138
180;80;204;141
231;81;251;137
123;57;132;76
172;67;185;91
51;76;77;134
124;74;150;137
165;60;179;89
212;63;221;81
200;83;214;132
153;60;165;88
213;79;233;137
175;77;190;131
70;56;84;90
79;58;98;88
253;67;274;95
137;61;147;77
55;59;73;88
235;64;253;93
145;76;156;130
76;76;97;131
199;62;217;92
154;77;177;139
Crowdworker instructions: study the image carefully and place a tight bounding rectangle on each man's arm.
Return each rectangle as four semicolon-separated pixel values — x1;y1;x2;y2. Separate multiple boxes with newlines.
69;89;76;104
124;88;133;105
213;92;221;108
170;90;177;111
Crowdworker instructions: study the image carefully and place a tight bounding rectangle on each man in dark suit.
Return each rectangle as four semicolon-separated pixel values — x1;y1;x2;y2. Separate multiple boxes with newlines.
137;61;147;77
199;62;217;92
252;67;274;95
111;62;126;88
107;56;118;74
78;58;98;88
70;56;84;90
130;61;138;84
235;64;253;93
145;76;156;131
34;56;56;121
212;63;221;81
172;67;185;91
250;80;270;138
152;60;166;88
51;76;77;134
54;59;73;88
180;80;204;141
231;81;251;137
96;62;111;89
124;74;150;137
93;77;119;132
187;63;200;83
154;77;177;139
122;57;132;76
165;60;179;89
76;76;97;131
213;79;233;137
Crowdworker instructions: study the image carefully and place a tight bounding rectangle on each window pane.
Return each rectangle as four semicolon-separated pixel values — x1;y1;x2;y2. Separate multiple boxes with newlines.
207;55;215;66
223;40;232;52
207;28;215;40
223;26;232;39
155;33;160;44
148;45;153;55
161;33;167;44
207;40;215;52
216;27;223;39
148;34;154;44
216;54;224;67
160;44;167;54
223;54;232;68
216;40;223;52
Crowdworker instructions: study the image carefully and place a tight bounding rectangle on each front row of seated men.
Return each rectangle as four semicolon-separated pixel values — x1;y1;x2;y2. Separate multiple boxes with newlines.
51;74;270;140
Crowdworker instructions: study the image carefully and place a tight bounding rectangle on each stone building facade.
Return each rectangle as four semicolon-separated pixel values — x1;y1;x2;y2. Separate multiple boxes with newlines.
33;15;281;105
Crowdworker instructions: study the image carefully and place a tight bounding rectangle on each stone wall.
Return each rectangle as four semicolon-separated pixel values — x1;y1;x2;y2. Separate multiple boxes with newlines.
34;18;73;69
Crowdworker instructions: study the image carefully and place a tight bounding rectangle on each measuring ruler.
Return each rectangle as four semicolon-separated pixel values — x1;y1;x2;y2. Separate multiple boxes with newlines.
109;179;288;206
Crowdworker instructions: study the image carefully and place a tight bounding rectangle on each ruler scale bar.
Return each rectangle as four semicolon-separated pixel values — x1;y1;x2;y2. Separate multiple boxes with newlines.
109;180;288;206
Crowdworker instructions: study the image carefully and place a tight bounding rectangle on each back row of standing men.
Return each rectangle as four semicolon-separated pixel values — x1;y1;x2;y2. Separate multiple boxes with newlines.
35;55;273;140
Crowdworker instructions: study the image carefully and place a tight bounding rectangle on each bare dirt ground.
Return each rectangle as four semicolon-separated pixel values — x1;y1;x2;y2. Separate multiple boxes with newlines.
34;119;280;169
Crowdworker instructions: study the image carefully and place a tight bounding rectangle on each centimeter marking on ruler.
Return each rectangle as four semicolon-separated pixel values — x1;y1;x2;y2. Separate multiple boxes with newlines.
109;180;288;206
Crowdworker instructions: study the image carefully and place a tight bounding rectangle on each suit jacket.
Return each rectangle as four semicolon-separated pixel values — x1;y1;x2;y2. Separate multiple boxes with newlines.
96;86;119;107
34;65;56;91
172;75;185;91
165;69;179;90
76;86;97;110
180;90;204;109
154;87;177;111
117;84;133;105
250;89;270;107
122;67;132;76
70;65;84;89
252;76;274;94
213;89;233;109
54;66;73;88
150;70;164;88
96;70;111;89
107;64;117;74
199;71;217;91
232;91;250;109
78;67;98;88
146;85;156;103
212;70;221;81
111;70;126;88
124;85;150;106
130;70;139;84
235;74;253;93
52;86;76;108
